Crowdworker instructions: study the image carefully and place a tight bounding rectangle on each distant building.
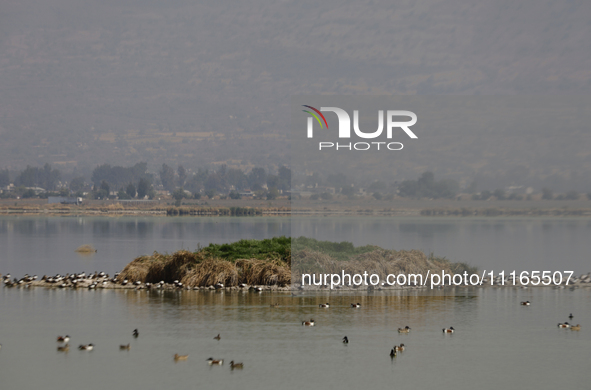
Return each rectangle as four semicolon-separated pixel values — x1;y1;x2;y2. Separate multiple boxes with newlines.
238;190;254;197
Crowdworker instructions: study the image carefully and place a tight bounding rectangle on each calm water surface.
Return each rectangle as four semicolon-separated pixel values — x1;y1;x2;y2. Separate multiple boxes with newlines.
0;288;589;389
2;216;591;276
1;216;589;389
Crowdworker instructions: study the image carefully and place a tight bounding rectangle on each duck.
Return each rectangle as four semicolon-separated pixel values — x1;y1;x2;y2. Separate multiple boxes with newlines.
133;329;139;337
119;344;131;350
207;357;224;365
230;361;244;369
270;303;279;308
568;313;574;320
302;319;315;326
520;301;531;306
390;348;397;357
397;326;411;333
174;354;189;361
213;334;221;340
557;322;571;328
342;336;349;344
57;344;70;352
350;303;361;308
570;324;581;331
319;303;330;308
443;327;455;333
57;335;70;343
78;344;94;351
398;343;405;352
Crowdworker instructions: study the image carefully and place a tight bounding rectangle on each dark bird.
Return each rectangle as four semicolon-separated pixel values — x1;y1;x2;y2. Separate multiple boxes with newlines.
342;336;349;344
390;348;397;358
133;329;139;337
213;334;221;340
230;361;244;369
120;344;130;350
569;313;574;320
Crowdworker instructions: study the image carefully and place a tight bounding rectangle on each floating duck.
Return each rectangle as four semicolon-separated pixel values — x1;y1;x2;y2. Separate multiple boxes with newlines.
174;354;189;361
397;326;411;333
569;313;574;319
302;319;315;326
319;303;330;308
520;301;531;306
342;336;349;344
133;329;139;337
350;303;361;308
570;324;581;331
57;335;70;343
443;327;455;333
398;343;405;352
120;344;131;350
230;361;243;369
78;344;94;351
207;357;223;365
214;334;221;340
390;348;397;357
557;322;571;328
270;303;279;308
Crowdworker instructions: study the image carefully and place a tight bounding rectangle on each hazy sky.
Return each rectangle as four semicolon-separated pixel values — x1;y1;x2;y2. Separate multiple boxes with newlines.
0;0;589;188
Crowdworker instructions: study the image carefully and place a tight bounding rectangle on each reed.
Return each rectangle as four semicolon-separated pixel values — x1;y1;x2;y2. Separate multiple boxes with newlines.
116;237;474;287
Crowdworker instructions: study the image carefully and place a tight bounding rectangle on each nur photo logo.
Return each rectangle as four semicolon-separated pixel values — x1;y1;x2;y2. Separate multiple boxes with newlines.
302;105;418;151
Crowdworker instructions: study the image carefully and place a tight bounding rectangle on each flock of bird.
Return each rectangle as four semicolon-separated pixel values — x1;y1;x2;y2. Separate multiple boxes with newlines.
2;273;583;363
302;302;424;358
55;329;138;353
52;328;244;368
520;302;582;331
306;301;581;358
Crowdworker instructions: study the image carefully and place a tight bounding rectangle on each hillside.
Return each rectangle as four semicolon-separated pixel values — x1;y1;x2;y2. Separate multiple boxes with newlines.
1;0;590;186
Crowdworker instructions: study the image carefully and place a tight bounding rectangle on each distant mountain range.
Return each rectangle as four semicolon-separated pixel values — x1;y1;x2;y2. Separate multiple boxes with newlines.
1;0;590;190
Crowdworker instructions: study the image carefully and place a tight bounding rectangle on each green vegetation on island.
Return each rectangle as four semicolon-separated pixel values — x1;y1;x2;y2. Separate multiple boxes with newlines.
117;237;476;287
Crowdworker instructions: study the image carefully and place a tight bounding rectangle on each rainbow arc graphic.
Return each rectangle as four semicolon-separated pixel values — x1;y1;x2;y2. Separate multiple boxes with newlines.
302;105;328;129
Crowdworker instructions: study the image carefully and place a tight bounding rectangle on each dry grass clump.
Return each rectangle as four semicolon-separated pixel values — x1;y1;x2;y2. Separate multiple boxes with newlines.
75;244;97;253
117;250;290;287
292;248;460;280
118;250;200;283
181;258;239;286
236;259;290;286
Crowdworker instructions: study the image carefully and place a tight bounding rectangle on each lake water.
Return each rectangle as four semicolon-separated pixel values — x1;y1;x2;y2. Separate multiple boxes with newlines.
0;216;590;389
2;216;591;276
1;287;589;389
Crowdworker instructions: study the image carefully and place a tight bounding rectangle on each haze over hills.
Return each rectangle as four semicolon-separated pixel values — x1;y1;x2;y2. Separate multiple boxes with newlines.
0;0;590;190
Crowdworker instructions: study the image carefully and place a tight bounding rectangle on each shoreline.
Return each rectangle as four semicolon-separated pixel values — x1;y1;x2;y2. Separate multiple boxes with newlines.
5;274;591;292
2;198;591;218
